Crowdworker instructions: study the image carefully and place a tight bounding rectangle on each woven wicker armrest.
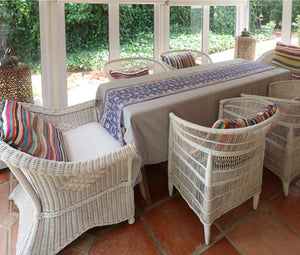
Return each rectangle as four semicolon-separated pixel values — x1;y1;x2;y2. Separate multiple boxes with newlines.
268;80;300;99
18;99;99;131
0;141;136;176
255;49;275;65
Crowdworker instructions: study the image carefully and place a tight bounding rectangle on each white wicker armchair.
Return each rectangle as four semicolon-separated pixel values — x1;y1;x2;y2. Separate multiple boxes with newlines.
242;80;300;196
168;97;279;245
102;57;168;81
255;49;275;65
0;100;142;255
160;49;212;70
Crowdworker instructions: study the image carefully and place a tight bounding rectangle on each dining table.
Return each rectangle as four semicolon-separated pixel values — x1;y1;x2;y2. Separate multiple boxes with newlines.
96;58;291;166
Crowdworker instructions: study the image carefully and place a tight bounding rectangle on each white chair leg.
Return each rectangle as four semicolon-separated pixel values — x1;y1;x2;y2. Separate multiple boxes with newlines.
128;217;135;225
253;193;260;210
283;181;289;197
204;224;211;245
168;178;174;196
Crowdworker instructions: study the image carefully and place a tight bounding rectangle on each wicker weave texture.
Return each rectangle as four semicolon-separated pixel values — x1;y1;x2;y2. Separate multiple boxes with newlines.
255;49;275;65
168;97;279;245
102;57;168;81
160;49;213;70
243;81;300;196
0;100;138;255
234;36;256;61
0;63;34;103
268;80;300;99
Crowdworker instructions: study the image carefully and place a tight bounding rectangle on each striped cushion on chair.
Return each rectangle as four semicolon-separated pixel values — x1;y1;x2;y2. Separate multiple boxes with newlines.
0;99;68;161
162;52;195;69
271;42;300;80
212;104;277;129
110;67;149;79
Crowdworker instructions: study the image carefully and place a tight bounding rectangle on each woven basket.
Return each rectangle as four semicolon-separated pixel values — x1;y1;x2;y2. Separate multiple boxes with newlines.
0;63;34;103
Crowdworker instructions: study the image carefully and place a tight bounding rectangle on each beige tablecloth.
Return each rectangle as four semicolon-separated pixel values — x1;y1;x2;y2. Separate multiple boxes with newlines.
97;59;291;165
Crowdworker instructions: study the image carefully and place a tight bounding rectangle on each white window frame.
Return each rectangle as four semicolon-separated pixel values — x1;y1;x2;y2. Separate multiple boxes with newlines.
40;0;292;107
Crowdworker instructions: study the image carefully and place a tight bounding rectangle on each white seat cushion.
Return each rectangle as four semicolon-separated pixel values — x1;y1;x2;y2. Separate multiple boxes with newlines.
63;122;142;184
63;122;121;162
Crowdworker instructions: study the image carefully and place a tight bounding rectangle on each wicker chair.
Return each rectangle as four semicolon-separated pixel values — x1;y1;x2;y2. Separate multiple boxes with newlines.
168;97;279;245
255;49;275;65
242;80;300;196
102;57;168;81
0;100;143;255
160;49;212;70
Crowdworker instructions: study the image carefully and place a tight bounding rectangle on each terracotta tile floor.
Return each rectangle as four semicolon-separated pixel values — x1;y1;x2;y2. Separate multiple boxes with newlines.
0;164;299;255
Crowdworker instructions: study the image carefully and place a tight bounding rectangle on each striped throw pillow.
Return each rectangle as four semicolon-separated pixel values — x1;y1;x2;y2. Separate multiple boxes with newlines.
212;104;277;129
161;52;195;69
271;42;300;80
0;100;68;161
110;67;149;79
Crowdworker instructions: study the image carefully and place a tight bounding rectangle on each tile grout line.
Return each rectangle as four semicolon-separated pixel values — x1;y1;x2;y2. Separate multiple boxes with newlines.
69;248;87;255
212;210;258;255
264;184;300;237
72;232;97;255
83;233;97;255
139;214;167;255
265;190;282;203
291;178;300;189
269;210;300;238
190;207;257;255
214;220;246;255
135;205;167;255
7;227;11;255
224;235;245;255
139;192;180;215
190;231;225;255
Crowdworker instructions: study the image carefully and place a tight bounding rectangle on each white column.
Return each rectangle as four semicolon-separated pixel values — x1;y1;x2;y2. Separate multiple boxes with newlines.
236;2;250;37
281;0;292;44
154;4;170;60
109;4;120;60
202;6;209;54
39;0;67;107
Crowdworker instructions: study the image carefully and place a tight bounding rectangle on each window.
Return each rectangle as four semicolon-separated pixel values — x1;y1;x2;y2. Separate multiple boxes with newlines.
169;6;203;51
209;5;236;62
64;3;109;105
119;4;154;58
33;1;294;107
249;0;283;57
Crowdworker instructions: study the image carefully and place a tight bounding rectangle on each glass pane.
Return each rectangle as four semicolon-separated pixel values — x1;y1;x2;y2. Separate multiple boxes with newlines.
119;4;154;58
0;0;40;104
209;6;235;62
65;3;109;105
249;0;283;58
169;6;203;50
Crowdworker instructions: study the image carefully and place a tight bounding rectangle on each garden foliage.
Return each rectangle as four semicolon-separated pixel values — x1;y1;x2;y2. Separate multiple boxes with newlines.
0;1;299;73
